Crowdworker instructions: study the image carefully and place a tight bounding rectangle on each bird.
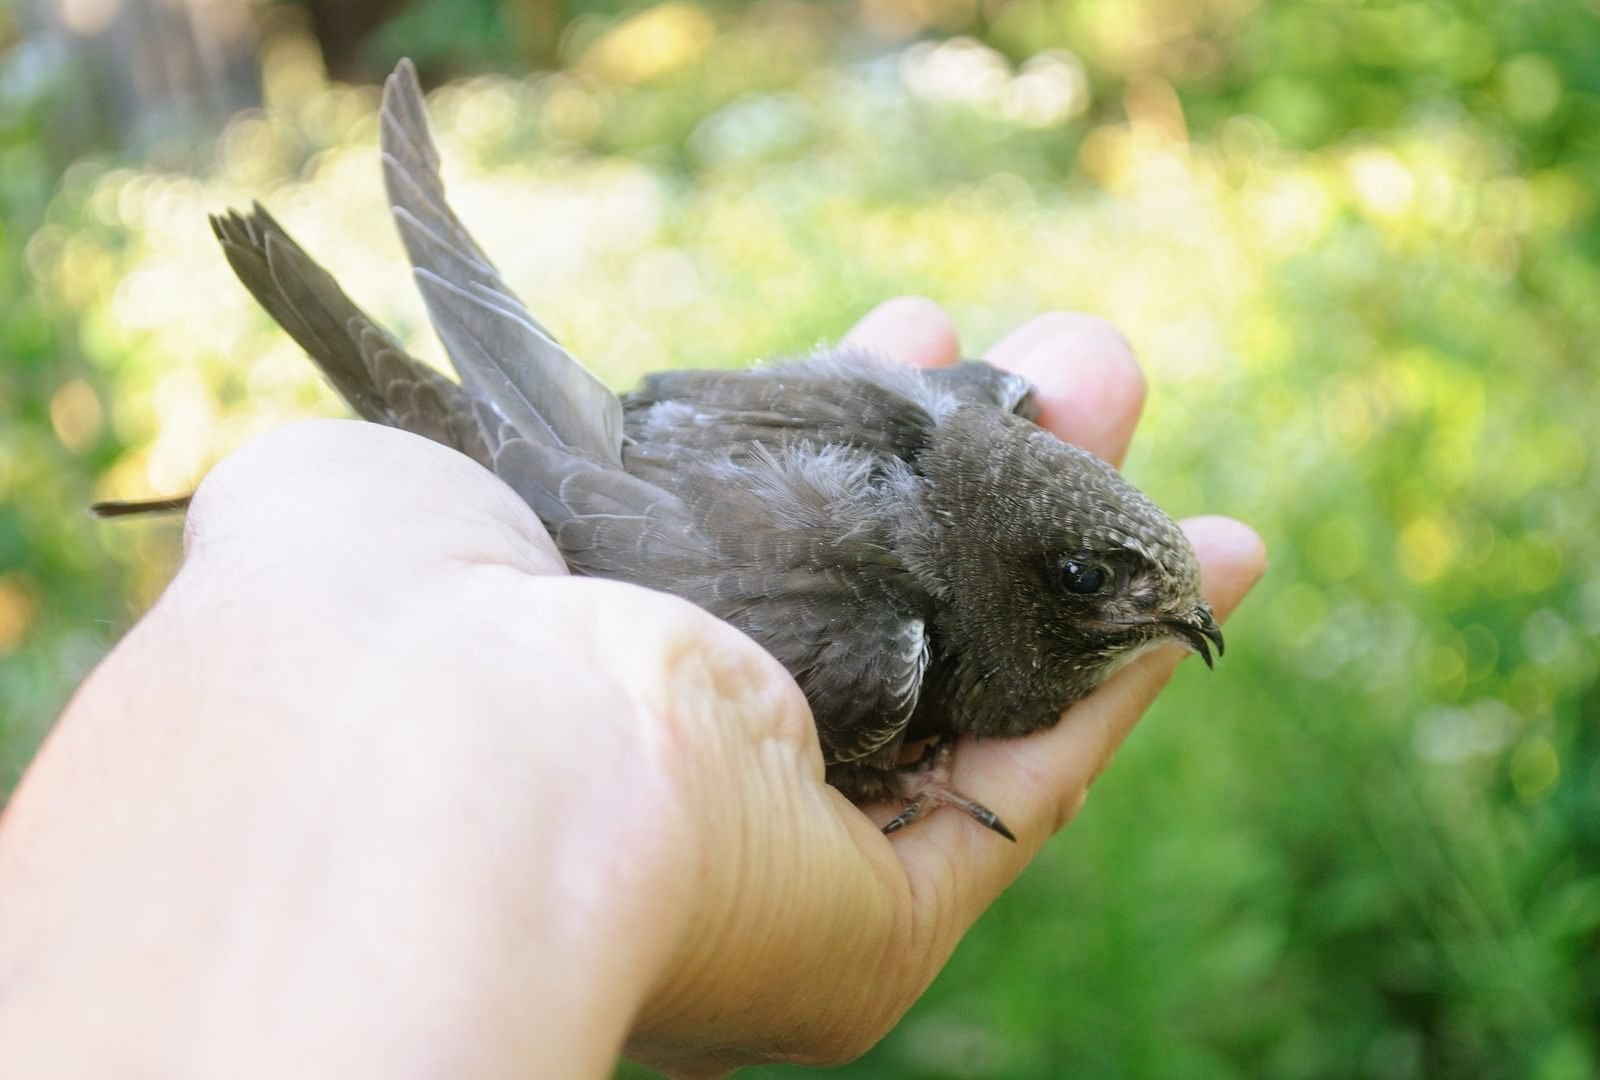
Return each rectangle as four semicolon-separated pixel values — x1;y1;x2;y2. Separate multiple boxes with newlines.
94;58;1222;841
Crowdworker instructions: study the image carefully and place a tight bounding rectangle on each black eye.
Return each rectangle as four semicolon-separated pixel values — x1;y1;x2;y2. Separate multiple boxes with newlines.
1060;560;1105;595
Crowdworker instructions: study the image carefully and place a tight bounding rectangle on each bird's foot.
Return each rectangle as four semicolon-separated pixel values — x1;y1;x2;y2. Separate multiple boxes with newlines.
882;736;1016;842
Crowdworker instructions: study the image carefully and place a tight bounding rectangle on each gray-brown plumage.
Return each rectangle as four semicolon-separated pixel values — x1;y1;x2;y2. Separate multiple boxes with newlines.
98;59;1224;840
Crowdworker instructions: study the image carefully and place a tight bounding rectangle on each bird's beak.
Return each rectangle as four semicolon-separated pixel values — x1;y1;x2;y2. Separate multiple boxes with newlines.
1163;605;1225;669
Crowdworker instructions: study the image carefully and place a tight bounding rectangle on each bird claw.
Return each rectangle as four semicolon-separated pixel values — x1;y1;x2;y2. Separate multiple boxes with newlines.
881;736;1016;841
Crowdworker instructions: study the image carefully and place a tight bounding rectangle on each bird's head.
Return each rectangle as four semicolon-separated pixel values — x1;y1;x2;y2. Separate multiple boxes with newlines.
912;406;1220;735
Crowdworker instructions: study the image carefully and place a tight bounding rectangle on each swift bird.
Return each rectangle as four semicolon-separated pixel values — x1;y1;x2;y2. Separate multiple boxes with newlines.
96;60;1222;839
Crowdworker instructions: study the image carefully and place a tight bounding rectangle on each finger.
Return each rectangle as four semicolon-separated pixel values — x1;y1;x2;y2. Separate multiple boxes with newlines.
842;296;961;369
892;516;1266;958
983;313;1146;468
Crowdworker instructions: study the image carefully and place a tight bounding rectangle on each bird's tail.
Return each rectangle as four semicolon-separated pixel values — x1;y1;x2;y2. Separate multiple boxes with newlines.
89;493;193;518
210;205;495;466
91;200;507;519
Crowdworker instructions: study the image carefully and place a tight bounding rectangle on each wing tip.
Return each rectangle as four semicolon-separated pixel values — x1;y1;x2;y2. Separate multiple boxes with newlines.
383;57;423;105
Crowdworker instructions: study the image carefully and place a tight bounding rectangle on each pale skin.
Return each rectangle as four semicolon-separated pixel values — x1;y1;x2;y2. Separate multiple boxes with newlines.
0;300;1265;1077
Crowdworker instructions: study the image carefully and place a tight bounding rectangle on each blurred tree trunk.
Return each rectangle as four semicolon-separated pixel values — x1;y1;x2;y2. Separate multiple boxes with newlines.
22;0;259;161
302;0;407;80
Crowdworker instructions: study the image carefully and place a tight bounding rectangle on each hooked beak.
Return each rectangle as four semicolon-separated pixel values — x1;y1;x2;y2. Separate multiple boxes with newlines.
1163;605;1225;669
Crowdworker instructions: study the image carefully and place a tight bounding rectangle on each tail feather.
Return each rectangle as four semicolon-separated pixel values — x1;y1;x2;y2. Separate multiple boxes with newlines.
212;206;494;468
352;324;492;465
212;206;392;424
90;494;192;518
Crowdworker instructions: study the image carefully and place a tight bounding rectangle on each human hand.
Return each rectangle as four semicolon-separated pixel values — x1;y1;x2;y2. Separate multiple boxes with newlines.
629;301;1264;1072
0;300;1264;1079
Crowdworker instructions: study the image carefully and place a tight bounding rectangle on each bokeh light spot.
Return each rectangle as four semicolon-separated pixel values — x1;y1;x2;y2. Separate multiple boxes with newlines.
1414;698;1514;762
0;574;40;656
1423;639;1465;693
1348;148;1415;219
1499;54;1562;125
584;3;716;84
1399;515;1456;584
1522;609;1575;669
49;377;105;454
1510;735;1560;801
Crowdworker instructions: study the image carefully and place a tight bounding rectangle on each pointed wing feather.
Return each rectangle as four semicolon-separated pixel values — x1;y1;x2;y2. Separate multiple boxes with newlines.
378;59;623;465
413;269;575;452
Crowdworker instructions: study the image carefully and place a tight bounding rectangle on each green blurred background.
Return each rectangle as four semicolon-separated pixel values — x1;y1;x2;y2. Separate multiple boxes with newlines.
2;0;1597;1075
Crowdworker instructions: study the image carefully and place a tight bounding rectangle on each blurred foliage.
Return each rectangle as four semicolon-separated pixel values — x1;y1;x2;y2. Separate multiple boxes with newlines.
0;0;150;780
4;0;1600;1075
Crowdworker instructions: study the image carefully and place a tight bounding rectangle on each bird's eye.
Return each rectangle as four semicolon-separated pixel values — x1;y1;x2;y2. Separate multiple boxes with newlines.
1060;560;1106;595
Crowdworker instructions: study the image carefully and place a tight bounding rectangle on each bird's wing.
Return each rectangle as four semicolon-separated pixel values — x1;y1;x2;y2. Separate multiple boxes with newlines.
378;59;624;466
922;360;1038;420
740;586;928;765
622;350;1039;476
493;435;706;578
674;442;933;765
353;323;495;465
212;205;496;468
502;429;934;763
622;348;946;469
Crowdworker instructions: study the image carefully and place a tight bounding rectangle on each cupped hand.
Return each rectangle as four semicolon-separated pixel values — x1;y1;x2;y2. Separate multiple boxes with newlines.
633;299;1264;1072
0;300;1263;1080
